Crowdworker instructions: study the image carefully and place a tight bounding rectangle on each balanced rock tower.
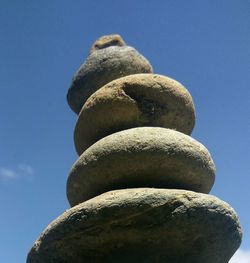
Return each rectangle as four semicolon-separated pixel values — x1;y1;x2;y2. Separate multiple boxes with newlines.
27;35;242;263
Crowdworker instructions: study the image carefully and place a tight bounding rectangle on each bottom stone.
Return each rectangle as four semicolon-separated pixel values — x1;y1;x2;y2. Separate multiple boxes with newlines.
27;188;242;263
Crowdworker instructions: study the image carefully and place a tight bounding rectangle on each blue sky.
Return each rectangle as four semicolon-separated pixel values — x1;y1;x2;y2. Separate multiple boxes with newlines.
0;1;249;262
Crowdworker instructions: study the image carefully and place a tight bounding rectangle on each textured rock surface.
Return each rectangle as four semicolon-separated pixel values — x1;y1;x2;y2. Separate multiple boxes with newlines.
67;46;153;114
74;74;195;155
89;34;126;53
68;127;215;206
27;188;242;263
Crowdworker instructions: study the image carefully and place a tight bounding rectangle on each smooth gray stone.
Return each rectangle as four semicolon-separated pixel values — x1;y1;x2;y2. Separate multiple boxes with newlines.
74;73;195;155
67;127;215;206
27;188;242;263
67;45;153;114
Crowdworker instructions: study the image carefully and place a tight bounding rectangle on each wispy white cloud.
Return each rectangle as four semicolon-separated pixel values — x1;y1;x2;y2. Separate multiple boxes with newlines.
0;163;34;180
0;167;18;178
230;249;250;263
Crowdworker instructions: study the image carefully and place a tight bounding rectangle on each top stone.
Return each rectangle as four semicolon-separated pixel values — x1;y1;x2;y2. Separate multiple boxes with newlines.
89;34;126;53
67;34;153;114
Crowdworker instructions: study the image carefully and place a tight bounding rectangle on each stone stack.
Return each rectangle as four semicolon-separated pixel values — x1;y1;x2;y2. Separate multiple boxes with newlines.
27;35;242;263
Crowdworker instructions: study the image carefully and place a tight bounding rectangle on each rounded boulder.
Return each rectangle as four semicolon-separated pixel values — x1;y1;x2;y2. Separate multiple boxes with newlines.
74;74;195;155
68;127;215;206
67;46;153;114
27;188;242;263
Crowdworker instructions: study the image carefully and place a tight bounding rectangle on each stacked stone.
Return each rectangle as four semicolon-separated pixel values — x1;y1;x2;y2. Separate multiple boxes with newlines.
27;35;242;263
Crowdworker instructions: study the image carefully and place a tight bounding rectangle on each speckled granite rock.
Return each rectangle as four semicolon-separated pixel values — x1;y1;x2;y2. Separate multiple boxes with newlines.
74;74;195;154
67;35;153;114
27;188;242;263
67;127;215;206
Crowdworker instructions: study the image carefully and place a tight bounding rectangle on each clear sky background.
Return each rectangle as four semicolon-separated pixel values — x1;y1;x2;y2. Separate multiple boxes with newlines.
0;1;249;262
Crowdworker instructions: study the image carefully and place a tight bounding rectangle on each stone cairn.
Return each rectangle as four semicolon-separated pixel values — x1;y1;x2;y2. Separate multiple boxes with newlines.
27;34;242;263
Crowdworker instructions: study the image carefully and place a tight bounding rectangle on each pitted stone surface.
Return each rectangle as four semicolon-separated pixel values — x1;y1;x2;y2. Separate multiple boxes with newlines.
27;188;242;263
74;74;195;155
67;45;153;114
68;127;215;206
